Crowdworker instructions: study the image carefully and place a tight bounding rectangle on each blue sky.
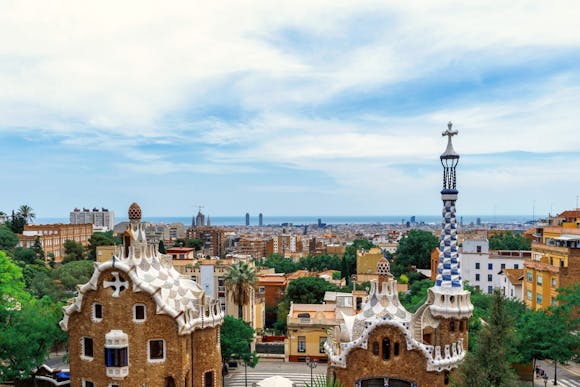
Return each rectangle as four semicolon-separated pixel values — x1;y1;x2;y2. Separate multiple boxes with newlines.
1;1;580;218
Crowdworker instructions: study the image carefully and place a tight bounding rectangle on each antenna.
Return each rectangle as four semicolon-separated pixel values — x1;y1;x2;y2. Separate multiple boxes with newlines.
196;205;204;213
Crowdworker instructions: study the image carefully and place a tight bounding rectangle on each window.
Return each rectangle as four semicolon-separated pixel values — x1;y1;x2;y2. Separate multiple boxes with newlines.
459;320;464;332
204;371;214;387
501;263;506;269
450;321;455;332
82;337;94;359
134;304;146;321
475;274;480;281
537;275;543;286
298;336;306;353
105;347;128;367
92;303;103;321
476;245;482;253
551;297;557;306
382;338;390;360
475;262;480;270
372;342;379;356
394;342;400;356
537;294;543;305
148;339;165;362
487;286;493;294
527;272;532;282
551;278;556;288
319;337;327;353
488;274;492;282
110;384;120;387
258;287;265;293
83;381;94;387
514;264;519;269
488;263;493;270
527;290;532;300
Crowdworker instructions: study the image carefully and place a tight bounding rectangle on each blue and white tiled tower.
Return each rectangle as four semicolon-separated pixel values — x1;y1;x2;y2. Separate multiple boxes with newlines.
429;123;473;318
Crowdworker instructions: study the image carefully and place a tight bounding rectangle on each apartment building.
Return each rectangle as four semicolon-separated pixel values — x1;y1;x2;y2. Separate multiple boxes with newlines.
18;223;93;262
70;207;115;231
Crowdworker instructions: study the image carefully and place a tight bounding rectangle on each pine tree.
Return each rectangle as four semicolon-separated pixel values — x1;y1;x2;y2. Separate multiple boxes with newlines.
454;290;519;387
158;240;167;254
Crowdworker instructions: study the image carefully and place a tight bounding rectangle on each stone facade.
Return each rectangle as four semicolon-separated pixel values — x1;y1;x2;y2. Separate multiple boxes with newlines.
61;203;224;387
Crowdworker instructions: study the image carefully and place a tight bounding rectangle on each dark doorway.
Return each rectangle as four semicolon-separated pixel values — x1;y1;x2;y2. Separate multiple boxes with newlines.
359;377;413;387
166;376;176;387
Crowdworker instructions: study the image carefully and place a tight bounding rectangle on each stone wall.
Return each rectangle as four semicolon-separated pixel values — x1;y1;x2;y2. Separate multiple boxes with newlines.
192;327;222;387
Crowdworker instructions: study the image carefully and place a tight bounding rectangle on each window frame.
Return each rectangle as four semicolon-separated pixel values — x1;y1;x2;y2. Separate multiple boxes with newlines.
133;304;146;322
148;339;166;363
92;303;103;322
81;337;94;360
297;336;306;353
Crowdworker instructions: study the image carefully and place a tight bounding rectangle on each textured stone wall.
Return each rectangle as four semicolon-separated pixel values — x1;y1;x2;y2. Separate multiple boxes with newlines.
68;268;192;387
329;325;454;387
192;327;222;387
434;317;469;349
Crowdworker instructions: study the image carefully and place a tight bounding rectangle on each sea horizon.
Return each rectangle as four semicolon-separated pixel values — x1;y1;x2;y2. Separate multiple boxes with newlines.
35;214;537;227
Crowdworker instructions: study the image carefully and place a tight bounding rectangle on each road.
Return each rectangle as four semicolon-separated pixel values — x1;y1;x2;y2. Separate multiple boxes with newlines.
224;360;327;387
533;360;580;387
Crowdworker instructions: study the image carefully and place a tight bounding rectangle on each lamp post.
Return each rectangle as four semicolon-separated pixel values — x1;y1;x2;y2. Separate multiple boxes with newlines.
553;361;557;386
305;356;318;387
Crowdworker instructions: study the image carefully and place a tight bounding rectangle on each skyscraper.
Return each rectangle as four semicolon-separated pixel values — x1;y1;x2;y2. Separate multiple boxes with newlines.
245;212;250;226
258;213;263;226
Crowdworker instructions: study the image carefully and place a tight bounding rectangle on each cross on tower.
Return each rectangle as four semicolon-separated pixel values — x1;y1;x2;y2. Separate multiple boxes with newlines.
442;121;458;139
104;272;128;298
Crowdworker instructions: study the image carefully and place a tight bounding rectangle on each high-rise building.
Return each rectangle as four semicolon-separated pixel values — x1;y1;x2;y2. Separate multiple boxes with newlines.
325;123;473;386
187;226;226;257
245;212;250;226
259;213;263;227
70;207;115;231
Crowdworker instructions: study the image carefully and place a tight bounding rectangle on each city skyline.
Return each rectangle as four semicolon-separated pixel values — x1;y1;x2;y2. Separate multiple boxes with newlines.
1;2;580;217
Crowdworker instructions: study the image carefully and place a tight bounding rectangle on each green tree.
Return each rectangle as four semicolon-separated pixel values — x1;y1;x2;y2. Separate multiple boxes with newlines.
12;248;38;265
32;236;44;261
220;316;255;362
399;279;433;312
285;276;339;304
263;253;299;273
17;205;35;224
87;231;121;260
0;225;19;251
392;230;438;276
488;231;531;251
62;240;86;263
0;252;28;309
454;290;519;387
53;260;95;291
7;211;26;234
224;261;256;319
158;240;167;254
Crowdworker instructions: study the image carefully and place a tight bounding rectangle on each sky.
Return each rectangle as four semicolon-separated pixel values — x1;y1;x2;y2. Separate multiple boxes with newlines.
1;1;580;218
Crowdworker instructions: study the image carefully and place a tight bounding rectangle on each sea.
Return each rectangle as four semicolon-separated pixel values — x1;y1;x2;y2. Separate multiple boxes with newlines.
36;215;535;227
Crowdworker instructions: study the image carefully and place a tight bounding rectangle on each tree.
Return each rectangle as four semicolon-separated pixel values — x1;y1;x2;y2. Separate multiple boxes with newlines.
0;226;19;251
158;240;167;254
7;211;26;234
392;230;438;276
53;260;95;291
220;316;255;362
0;252;28;309
224;261;256;319
263;254;299;274
62;240;86;263
399;279;433;312
285;276;339;304
32;236;44;261
489;231;531;251
454;290;519;387
87;231;121;260
17;205;35;225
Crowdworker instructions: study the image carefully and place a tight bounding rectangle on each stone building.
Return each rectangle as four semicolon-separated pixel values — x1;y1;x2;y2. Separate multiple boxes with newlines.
325;124;474;387
60;203;224;387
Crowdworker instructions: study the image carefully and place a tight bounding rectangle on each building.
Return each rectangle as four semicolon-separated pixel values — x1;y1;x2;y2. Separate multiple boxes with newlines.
356;247;384;283
324;124;473;387
60;203;224;387
523;210;580;310
459;239;529;294
287;304;338;363
256;273;287;325
18;223;93;263
259;213;263;227
245;213;250;226
187;226;226;257
70;208;115;231
498;268;524;301
237;237;271;259
166;247;196;260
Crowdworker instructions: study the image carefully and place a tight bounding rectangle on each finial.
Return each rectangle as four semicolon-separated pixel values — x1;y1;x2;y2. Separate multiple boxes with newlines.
448;121;452;130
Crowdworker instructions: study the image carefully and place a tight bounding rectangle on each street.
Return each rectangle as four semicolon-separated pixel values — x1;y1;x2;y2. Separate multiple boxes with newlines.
224;359;327;387
533;360;580;387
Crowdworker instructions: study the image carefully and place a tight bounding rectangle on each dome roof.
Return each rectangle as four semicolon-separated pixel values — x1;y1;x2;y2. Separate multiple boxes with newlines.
128;202;142;221
377;256;390;275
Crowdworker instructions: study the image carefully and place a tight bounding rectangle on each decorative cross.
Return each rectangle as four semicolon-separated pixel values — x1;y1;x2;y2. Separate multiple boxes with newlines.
103;271;128;298
442;121;458;138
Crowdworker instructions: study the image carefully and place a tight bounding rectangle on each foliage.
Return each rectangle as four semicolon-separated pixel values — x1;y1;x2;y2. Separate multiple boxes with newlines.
399;279;433;313
0;296;63;382
32;236;44;261
6;211;26;234
53;260;95;291
262;254;300;273
62;240;86;263
391;230;438;276
0;225;19;251
224;261;256;319
0;252;28;308
173;238;203;250
285;276;339;304
332;271;342;280
158;240;167;254
87;231;121;260
17;205;35;224
489;231;531;251
454;290;519;387
220;316;255;362
299;254;343;272
12;248;39;265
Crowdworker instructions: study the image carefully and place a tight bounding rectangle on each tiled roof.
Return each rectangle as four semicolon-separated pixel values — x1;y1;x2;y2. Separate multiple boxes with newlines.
503;269;524;285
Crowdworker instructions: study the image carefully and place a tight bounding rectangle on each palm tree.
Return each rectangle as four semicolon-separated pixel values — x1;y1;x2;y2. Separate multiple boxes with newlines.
224;261;256;320
17;205;35;224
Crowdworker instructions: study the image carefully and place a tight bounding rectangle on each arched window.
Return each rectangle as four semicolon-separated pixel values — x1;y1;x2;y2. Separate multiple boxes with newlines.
450;320;455;332
372;342;379;356
204;371;214;387
444;371;450;385
382;338;390;360
394;342;400;356
459;320;464;332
